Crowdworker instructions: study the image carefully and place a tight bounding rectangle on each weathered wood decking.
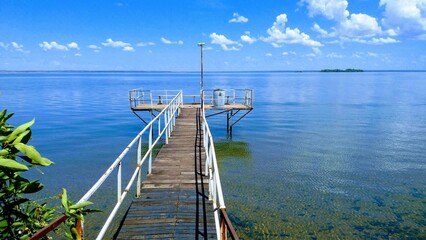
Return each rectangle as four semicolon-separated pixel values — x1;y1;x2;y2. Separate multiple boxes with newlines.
132;103;252;111
116;108;216;239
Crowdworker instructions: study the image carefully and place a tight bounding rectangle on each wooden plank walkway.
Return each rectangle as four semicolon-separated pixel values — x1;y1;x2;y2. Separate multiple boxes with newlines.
116;108;216;239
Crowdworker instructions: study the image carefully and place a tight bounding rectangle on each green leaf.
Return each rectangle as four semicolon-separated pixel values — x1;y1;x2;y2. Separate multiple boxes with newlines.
0;109;6;119
22;180;44;194
69;201;93;210
7;118;35;142
61;188;69;212
12;129;30;145
0;149;9;156
0;158;29;171
14;143;53;166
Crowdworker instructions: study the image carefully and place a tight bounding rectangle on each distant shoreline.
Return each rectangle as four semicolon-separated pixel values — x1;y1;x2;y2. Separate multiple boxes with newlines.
1;70;426;73
320;68;364;72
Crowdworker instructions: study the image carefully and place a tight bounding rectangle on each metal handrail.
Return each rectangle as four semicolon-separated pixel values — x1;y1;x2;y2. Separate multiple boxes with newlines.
31;91;184;240
201;101;239;240
130;89;253;109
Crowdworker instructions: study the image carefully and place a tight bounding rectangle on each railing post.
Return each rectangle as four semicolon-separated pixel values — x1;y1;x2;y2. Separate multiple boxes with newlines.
164;110;168;144
117;162;122;203
221;216;228;240
148;125;153;174
136;137;142;198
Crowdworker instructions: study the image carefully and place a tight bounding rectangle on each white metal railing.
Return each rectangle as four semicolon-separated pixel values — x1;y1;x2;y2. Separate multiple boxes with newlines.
200;89;253;108
202;108;225;238
130;89;253;109
78;90;183;240
129;89;181;109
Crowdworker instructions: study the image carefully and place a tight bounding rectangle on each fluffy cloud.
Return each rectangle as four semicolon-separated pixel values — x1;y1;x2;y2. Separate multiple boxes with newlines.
380;0;426;37
209;32;242;51
123;46;135;52
39;41;69;51
161;37;183;45
282;51;297;56
302;0;398;44
88;44;101;49
241;35;256;44
102;38;130;48
326;52;343;58
137;42;155;47
67;42;79;50
301;0;349;21
102;38;134;51
229;13;248;23
340;13;382;38
0;41;29;53
352;37;400;44
263;14;322;47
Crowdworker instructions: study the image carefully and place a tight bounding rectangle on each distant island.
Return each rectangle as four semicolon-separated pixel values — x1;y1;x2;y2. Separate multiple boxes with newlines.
320;68;364;72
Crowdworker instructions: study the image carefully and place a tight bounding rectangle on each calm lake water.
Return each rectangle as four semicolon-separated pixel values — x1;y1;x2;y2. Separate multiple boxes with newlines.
1;71;425;239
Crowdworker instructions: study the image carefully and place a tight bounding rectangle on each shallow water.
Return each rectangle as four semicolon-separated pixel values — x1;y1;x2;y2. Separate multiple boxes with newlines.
1;71;425;239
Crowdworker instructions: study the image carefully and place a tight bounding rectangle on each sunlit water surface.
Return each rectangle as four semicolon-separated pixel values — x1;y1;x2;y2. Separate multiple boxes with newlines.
1;72;425;239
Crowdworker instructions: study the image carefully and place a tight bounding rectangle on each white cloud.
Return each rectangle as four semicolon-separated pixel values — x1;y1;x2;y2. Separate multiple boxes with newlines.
12;42;29;53
0;42;7;49
137;42;155;47
88;44;101;50
312;47;322;55
266;53;273;57
102;38;131;48
379;0;426;37
123;46;135;52
262;13;323;47
39;41;68;51
161;37;183;45
209;32;242;51
301;0;349;21
161;37;172;44
75;53;82;57
312;23;332;37
282;51;297;56
241;35;256;44
67;42;80;50
326;52;344;58
229;12;248;23
352;37;400;45
340;13;382;38
0;41;29;53
301;0;398;43
102;38;134;51
367;52;379;57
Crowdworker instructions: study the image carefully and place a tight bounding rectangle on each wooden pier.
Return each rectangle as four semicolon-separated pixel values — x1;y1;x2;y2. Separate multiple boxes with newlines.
115;108;216;239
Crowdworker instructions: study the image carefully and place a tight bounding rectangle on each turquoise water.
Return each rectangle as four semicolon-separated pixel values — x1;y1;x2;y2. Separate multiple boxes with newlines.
1;72;425;239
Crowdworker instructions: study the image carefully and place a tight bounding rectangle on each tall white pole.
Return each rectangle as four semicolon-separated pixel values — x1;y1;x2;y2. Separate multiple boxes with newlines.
198;43;205;109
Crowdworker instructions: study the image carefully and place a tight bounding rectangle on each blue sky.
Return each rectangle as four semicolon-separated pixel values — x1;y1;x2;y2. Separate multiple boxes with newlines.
1;0;426;71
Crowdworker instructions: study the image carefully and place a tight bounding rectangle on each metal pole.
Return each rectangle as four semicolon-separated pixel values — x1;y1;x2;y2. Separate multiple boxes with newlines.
198;43;205;109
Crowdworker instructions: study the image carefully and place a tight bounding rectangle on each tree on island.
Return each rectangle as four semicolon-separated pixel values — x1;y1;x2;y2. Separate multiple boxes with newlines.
320;68;364;72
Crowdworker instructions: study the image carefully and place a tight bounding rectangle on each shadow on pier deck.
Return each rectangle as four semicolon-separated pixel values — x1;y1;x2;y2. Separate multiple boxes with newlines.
115;108;215;239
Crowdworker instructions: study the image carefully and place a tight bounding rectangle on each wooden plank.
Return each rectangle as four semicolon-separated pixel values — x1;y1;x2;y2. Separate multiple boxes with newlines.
115;108;217;239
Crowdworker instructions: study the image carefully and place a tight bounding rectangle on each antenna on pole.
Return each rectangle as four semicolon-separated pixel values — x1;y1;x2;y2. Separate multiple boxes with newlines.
198;43;205;109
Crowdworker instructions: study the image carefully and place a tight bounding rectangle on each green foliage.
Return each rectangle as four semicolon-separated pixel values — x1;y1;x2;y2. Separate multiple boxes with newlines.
0;109;98;239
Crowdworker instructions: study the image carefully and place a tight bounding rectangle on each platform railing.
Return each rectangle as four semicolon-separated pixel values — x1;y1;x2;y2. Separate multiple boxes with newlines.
201;104;239;240
129;89;181;108
130;89;253;109
31;91;183;240
203;89;253;108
